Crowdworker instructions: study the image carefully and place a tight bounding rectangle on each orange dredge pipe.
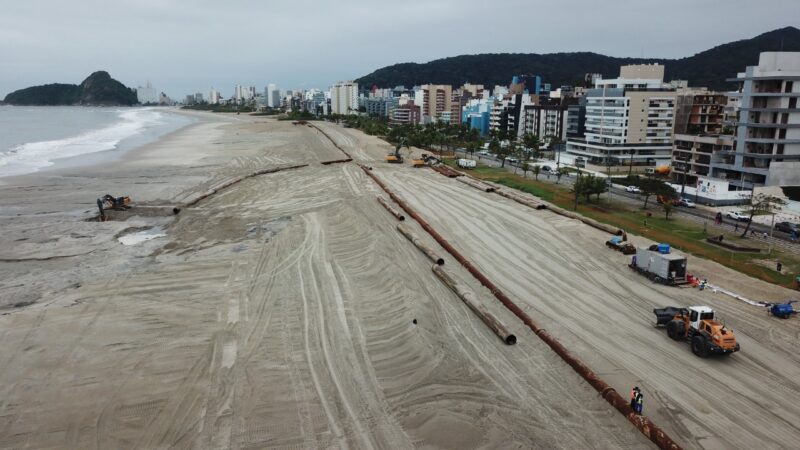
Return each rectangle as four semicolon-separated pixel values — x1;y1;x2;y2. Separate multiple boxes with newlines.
359;164;680;450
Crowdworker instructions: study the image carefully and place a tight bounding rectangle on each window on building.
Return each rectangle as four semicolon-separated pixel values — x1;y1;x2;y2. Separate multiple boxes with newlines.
785;81;794;93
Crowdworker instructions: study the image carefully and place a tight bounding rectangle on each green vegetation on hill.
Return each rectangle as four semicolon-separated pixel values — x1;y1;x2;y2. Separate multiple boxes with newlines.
356;27;800;90
3;71;137;106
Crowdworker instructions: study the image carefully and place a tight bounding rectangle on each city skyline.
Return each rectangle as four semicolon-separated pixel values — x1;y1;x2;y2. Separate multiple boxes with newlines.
1;0;799;98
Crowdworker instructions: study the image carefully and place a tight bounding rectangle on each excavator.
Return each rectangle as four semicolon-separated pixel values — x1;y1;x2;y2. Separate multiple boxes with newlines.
97;194;131;221
385;139;407;164
385;139;425;167
653;306;740;357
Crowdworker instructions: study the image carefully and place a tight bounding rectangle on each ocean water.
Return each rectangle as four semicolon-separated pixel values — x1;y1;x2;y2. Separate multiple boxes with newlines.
0;106;194;177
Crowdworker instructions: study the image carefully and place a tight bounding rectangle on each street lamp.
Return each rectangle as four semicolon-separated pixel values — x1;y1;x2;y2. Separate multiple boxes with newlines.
628;149;635;177
680;154;690;200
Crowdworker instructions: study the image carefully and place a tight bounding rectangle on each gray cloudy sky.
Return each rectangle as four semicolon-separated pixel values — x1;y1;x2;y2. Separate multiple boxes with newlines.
1;0;797;98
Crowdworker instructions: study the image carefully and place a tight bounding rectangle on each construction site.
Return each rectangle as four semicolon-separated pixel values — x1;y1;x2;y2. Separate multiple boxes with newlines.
1;113;799;449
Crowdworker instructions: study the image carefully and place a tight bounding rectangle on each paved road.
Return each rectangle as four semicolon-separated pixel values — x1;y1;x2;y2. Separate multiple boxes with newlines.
455;150;799;253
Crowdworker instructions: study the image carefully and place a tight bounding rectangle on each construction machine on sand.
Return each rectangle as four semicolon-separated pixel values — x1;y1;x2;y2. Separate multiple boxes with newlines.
97;194;131;221
386;139;408;164
653;306;740;357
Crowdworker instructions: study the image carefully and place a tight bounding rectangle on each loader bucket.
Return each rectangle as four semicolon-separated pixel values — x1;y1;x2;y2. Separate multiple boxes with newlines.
654;307;685;326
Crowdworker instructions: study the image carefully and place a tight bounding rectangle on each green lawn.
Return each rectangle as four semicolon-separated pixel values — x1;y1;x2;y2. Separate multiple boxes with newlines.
445;158;800;288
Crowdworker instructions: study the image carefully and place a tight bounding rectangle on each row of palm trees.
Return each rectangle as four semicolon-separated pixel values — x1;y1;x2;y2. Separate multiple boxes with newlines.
328;113;565;168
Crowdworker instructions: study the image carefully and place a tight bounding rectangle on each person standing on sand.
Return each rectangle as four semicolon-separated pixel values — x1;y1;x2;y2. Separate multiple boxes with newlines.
630;386;639;410
635;390;644;415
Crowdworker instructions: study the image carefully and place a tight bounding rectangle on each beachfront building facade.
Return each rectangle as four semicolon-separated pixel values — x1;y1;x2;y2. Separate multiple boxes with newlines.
673;90;728;135
462;98;492;136
265;84;281;108
331;81;359;115
389;101;421;126
566;96;587;139
420;84;453;121
565;64;676;167
136;82;158;104
366;97;397;118
208;88;221;105
726;52;800;187
518;101;572;143
671;134;736;186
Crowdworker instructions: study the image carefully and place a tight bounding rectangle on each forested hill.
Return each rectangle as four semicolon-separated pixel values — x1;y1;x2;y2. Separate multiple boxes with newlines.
355;27;800;90
3;71;138;106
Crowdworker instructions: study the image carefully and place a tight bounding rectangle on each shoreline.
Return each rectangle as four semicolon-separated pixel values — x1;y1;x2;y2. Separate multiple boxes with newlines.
0;107;199;182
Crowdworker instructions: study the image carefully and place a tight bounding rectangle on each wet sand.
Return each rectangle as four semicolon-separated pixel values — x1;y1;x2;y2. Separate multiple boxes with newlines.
0;114;797;449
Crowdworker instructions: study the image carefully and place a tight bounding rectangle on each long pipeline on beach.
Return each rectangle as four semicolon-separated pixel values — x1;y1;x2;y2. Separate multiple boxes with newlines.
455;170;622;235
359;164;680;450
306;123;352;159
432;264;516;345
377;196;406;222
396;223;443;265
184;163;308;207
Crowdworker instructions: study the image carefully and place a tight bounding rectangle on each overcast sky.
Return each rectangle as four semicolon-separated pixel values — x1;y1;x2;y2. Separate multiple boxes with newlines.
1;0;798;99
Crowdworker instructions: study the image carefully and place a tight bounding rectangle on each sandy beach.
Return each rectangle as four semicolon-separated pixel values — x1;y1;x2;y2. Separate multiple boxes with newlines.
1;112;799;449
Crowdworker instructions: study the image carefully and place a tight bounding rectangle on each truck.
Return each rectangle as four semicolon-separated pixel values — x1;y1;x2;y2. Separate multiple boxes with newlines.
654;306;740;357
457;158;477;169
630;244;687;285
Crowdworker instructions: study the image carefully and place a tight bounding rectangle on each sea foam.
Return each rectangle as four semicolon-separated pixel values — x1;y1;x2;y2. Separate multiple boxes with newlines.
0;108;164;177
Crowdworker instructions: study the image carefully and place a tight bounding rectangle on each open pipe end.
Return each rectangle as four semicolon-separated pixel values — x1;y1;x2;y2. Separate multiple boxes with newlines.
505;334;517;345
398;215;406;221
436;258;445;266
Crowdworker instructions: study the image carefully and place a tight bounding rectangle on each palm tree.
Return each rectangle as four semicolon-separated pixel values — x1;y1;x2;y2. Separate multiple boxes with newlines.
522;133;540;159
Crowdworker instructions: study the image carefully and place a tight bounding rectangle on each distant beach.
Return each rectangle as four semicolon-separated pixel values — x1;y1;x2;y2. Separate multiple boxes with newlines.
0;105;195;178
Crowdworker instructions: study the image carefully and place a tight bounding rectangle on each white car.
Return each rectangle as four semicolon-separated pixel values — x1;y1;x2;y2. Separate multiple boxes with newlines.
625;185;642;194
678;198;696;208
726;211;750;222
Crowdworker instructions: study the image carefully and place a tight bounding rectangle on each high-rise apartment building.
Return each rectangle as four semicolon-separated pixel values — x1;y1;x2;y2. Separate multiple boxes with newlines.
136;82;158;104
566;64;676;166
727;52;800;187
673;90;727;135
518;99;575;143
331;81;359;115
390;101;421;126
265;84;280;108
208;88;220;105
421;84;453;120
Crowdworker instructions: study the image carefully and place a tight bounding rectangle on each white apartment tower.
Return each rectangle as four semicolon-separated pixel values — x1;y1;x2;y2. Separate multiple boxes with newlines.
566;64;676;166
331;81;359;115
209;88;220;105
728;52;800;187
265;83;280;108
136;82;158;104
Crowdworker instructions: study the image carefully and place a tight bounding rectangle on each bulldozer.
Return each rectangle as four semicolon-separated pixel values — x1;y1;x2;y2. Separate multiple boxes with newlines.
653;306;740;357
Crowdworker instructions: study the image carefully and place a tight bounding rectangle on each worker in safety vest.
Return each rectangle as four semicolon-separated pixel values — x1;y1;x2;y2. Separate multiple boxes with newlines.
635;390;644;415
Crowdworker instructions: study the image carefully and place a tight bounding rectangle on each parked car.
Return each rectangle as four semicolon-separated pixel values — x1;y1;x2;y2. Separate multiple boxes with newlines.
678;198;696;208
775;221;799;233
505;157;519;164
625;185;642;194
726;211;751;222
478;150;489;156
